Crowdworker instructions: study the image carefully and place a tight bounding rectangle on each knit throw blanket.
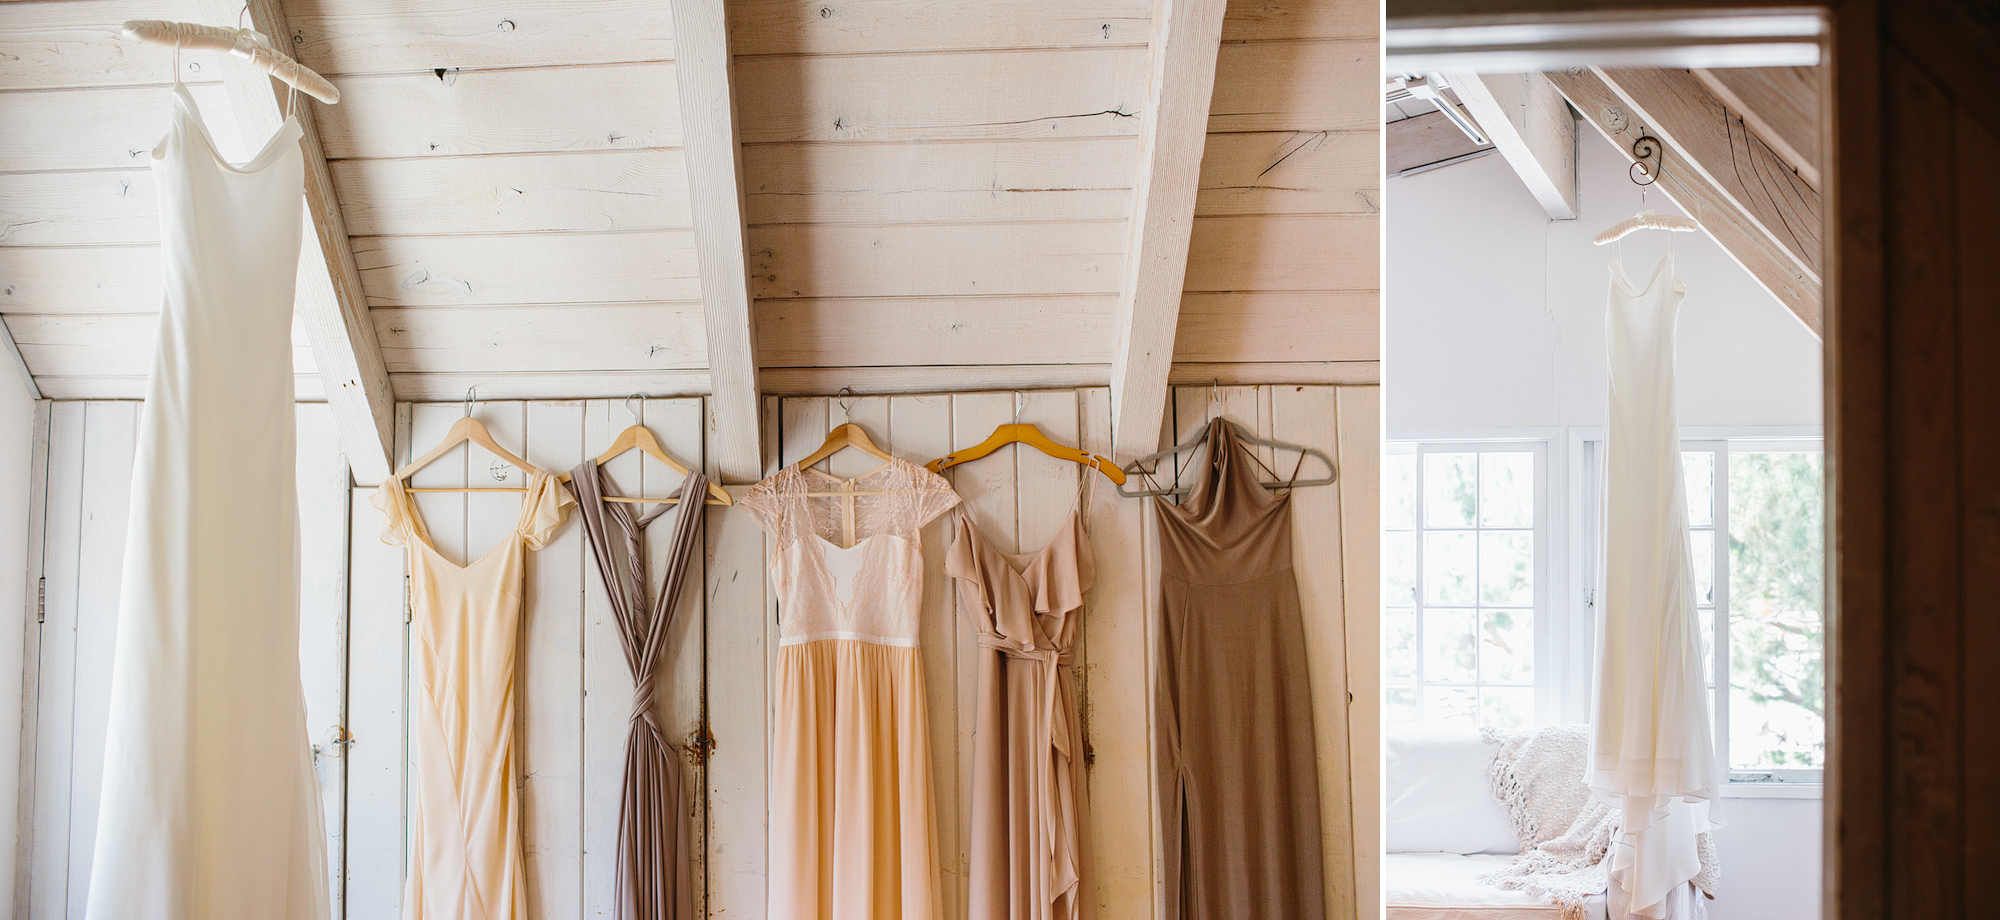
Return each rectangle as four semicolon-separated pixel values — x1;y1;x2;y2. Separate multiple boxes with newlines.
1478;725;1719;920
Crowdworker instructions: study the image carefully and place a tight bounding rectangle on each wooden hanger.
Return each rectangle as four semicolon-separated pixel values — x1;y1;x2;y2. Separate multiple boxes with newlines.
795;422;898;496
122;20;339;103
925;423;1126;485
557;397;733;506
397;389;541;492
1594;209;1700;245
1117;385;1336;498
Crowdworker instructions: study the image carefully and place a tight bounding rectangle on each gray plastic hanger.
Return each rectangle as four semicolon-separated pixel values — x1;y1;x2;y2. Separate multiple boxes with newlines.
1116;386;1337;498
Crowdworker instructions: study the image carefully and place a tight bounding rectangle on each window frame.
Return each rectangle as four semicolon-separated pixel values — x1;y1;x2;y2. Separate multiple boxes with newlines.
1383;439;1553;730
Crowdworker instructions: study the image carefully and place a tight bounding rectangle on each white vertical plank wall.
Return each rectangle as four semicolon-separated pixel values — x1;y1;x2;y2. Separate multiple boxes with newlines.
12;386;1379;920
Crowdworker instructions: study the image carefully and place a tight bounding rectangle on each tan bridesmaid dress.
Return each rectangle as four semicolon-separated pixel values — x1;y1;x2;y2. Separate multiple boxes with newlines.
947;508;1096;920
372;473;573;920
742;456;960;920
1153;418;1326;920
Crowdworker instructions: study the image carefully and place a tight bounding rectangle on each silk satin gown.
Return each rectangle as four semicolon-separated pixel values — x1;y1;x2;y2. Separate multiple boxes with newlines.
742;457;960;920
1591;248;1717;920
86;81;329;920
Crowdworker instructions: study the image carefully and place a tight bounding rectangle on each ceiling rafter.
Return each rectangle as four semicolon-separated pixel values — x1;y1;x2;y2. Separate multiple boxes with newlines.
1545;65;1823;338
201;0;396;483
1445;71;1577;219
1108;0;1230;462
667;0;762;482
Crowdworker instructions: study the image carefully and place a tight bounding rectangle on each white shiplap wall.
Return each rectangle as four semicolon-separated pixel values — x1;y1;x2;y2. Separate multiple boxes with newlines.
13;385;1378;920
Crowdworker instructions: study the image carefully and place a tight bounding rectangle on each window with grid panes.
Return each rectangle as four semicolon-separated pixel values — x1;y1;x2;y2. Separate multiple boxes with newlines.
1383;444;1544;731
1675;442;1826;785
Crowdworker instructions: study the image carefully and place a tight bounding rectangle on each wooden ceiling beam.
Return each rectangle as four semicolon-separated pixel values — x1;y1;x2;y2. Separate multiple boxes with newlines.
0;319;40;400
1544;66;1823;338
201;0;396;483
1444;71;1577;219
668;0;762;483
1692;66;1821;188
1108;0;1230;462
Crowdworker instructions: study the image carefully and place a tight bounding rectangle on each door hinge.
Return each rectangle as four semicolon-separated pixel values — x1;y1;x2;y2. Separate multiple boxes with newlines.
35;577;46;624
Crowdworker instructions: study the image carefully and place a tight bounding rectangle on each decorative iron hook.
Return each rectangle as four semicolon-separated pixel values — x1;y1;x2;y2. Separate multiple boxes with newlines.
1630;132;1663;187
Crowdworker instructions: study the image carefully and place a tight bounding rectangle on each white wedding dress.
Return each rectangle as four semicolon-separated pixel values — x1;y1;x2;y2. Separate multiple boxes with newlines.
85;81;330;920
1590;248;1719;920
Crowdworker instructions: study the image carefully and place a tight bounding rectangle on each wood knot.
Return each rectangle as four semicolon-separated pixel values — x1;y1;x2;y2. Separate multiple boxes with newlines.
498;19;516;31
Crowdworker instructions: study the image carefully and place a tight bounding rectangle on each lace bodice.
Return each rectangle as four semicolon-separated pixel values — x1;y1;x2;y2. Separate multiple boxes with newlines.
742;457;960;646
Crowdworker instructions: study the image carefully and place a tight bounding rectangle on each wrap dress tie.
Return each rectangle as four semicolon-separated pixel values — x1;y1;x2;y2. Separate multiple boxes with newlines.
948;509;1097;920
567;463;710;920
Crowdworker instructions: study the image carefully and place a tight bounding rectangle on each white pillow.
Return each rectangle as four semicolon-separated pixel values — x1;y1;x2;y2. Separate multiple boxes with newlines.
1385;731;1523;855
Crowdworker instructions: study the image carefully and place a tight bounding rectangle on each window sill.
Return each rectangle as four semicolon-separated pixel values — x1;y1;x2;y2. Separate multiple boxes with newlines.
1721;781;1822;799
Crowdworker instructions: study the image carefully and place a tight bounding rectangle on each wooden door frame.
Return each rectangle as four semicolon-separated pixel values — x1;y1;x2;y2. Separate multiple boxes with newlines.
1389;3;2000;919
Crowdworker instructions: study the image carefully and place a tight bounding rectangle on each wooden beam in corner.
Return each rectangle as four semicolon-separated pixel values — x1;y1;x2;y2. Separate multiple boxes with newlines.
1109;0;1229;462
668;0;762;483
1545;66;1824;338
1444;71;1577;219
202;0;395;484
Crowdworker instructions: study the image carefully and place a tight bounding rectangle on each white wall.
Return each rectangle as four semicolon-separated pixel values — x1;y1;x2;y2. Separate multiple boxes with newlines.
1386;133;1823;920
0;368;35;916
1386;135;1821;433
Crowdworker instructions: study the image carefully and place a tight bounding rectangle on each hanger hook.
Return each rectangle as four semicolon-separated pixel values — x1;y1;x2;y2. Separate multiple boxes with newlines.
625;393;643;424
1013;393;1021;425
835;386;854;415
462;385;477;419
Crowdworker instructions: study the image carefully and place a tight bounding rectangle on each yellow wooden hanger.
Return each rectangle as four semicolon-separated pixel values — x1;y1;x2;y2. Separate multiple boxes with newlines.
397;388;541;492
926;422;1126;485
557;397;733;506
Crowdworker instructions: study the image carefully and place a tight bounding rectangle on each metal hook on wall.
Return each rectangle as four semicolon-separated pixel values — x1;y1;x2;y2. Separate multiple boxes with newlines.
1630;132;1663;187
462;385;478;419
624;393;644;424
835;386;855;415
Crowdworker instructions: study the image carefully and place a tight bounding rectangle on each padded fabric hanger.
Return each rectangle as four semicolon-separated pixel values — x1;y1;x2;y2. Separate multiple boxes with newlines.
123;19;340;103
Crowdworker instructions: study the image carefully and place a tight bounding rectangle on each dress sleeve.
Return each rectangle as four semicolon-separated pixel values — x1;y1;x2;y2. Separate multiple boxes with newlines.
368;481;413;547
738;473;787;539
911;465;962;528
523;474;576;551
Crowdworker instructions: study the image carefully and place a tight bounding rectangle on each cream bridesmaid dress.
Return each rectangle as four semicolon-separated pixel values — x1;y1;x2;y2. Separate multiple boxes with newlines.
372;473;573;920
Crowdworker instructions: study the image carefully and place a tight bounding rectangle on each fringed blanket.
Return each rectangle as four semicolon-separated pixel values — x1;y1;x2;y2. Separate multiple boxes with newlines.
1479;725;1718;920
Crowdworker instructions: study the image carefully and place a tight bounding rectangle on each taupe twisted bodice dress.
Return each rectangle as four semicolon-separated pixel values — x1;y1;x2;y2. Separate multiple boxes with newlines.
1153;419;1325;920
567;463;710;920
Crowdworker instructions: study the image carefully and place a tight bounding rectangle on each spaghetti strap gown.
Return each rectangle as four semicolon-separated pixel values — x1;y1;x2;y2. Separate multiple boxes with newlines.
1153;418;1326;920
741;457;960;920
86;81;328;920
372;473;573;920
1591;251;1717;919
